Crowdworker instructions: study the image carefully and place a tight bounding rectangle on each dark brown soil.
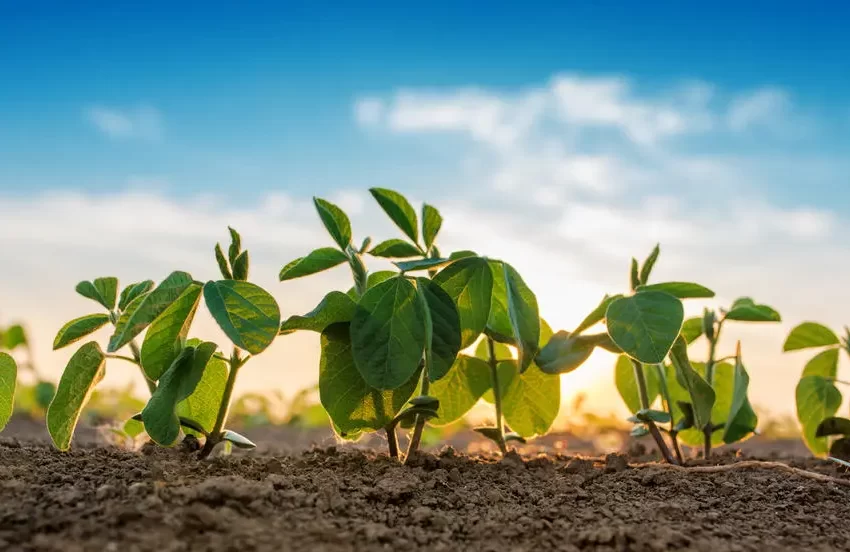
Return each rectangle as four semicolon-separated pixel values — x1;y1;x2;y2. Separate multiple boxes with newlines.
2;436;850;552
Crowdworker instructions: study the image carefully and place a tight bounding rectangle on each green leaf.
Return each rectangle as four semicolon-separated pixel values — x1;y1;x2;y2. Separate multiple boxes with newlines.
428;355;491;426
140;284;203;380
614;355;660;414
416;278;462;381
176;355;228;434
350;276;426;389
123;417;146;439
227;226;242;265
636;282;715;299
368;239;422;258
215;243;233;279
203;281;281;355
669;361;738;447
2;324;27;350
118;280;154;311
629;409;671;424
279;291;357;335
432;256;493;349
279;248;349;281
449;250;477;260
319;323;419;435
573;294;623;335
393;257;452;273
723;345;758;444
0;353;16;431
680;317;704;344
346;270;397;299
803;348;840;378
34;381;55;409
422;204;442;250
502;263;540;374
53;314;111;350
784;322;840;352
232;250;250;281
816;417;850;438
668;337;715;430
369;187;419;243
630;258;640;290
485;261;512;341
76;277;119;310
46;342;106;450
222;430;256;449
797;375;842;455
724;297;781;322
142;342;217;446
502;359;560;438
108;271;194;353
639;243;660;284
313;197;352;250
536;331;609;375
606;291;684;364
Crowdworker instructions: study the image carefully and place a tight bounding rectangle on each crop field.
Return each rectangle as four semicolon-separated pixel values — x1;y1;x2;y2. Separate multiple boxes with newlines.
1;188;849;551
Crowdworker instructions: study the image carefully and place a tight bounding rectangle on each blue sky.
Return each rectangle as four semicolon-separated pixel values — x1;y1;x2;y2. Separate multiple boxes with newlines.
1;2;849;416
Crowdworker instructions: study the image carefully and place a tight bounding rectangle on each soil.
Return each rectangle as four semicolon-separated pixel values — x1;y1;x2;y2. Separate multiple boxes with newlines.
2;419;850;552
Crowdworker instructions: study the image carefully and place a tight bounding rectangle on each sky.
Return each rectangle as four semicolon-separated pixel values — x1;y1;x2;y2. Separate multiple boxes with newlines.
1;2;849;422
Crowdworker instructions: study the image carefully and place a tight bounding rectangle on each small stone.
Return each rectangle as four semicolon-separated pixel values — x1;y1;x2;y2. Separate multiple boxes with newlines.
604;453;629;473
500;450;526;471
563;457;593;474
264;458;284;475
485;488;503;502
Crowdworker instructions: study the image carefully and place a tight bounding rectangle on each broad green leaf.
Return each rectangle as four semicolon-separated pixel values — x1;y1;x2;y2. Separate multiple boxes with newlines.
319;323;419;435
46;342;106;450
2;325;27;349
140;284;203;380
346;270;397;299
279;291;357;335
536;331;609;375
486;260;512;342
797;375;842;455
393;257;452;272
368;239;421;259
279;247;348;281
232;250;249;281
432;256;493;349
350;276;426;389
802;348;840;378
53;314;110;350
0;353;16;431
123;417;146;439
76;277;118;310
816;417;850;437
422;204;442;250
614;355;660;414
203;281;281;354
416;278;462;381
215;243;233;279
724;297;781;322
108;271;194;352
573;294;623;335
449;250;477;260
639;244;660;284
176;355;228;434
723;346;758;444
314;197;352;250
428;355;491;425
142;342;217;445
118;280;154;311
680;317;704;344
369;187;419;243
668;337;715;430
222;430;256;449
606;291;684;364
502;360;560;438
503;263;540;373
668;360;735;447
636;282;715;299
784;322;840;351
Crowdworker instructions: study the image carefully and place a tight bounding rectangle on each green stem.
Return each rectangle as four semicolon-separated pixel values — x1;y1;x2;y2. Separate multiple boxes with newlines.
631;359;676;464
486;337;508;455
128;340;157;395
199;349;244;459
404;373;430;463
653;364;682;464
703;320;724;459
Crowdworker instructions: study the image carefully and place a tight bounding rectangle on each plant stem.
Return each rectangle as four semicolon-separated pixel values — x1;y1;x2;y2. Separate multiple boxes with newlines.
199;349;244;459
631;359;676;464
386;426;399;459
703;320;723;458
404;372;430;463
671;433;684;464
109;310;156;395
653;364;683;464
486;337;508;455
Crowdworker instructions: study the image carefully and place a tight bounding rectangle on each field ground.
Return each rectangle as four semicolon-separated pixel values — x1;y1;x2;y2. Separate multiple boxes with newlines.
1;416;848;551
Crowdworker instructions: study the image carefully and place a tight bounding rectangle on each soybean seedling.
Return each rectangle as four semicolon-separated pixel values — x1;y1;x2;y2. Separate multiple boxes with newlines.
0;323;54;414
0;352;16;433
784;322;850;457
48;228;281;457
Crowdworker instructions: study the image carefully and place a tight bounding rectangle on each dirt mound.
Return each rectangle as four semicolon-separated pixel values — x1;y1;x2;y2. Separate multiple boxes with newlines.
1;440;849;551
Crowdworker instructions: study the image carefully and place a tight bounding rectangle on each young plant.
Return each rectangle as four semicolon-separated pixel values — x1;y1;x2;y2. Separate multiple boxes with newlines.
279;188;547;458
784;322;850;457
0;352;17;433
1;323;55;411
48;228;281;457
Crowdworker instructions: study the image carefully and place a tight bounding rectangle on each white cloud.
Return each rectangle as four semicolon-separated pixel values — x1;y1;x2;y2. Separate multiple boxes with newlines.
727;88;790;131
86;105;163;140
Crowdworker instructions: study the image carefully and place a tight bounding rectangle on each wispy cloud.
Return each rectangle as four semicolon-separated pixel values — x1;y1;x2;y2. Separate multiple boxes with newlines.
727;88;791;132
85;105;163;140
